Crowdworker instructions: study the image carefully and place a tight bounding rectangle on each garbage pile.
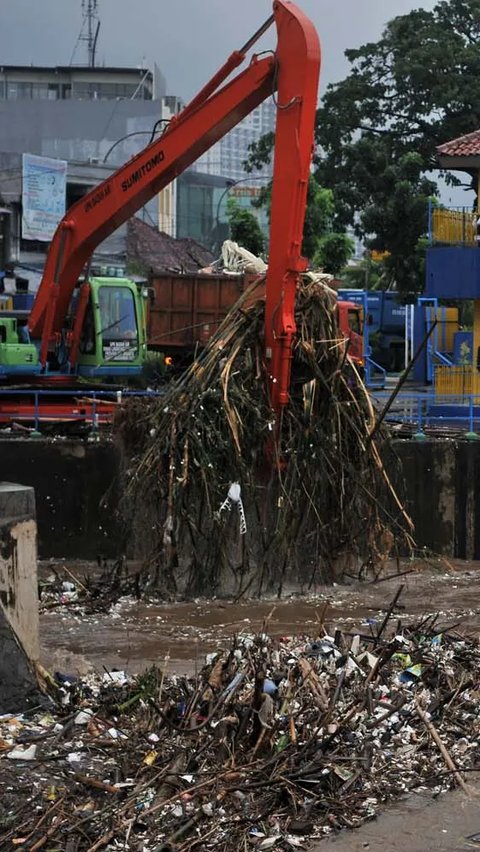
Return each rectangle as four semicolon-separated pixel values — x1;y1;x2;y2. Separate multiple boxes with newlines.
115;274;413;598
38;559;131;615
2;595;479;851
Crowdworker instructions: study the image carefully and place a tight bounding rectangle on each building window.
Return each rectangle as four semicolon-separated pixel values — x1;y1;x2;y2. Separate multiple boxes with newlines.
31;83;50;100
7;82;19;100
71;80;149;101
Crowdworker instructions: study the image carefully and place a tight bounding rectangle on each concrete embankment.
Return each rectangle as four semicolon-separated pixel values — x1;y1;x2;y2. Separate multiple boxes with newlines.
0;436;479;560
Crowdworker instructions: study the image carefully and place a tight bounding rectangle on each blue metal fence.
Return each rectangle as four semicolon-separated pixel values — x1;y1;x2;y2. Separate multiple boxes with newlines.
4;387;480;437
0;388;164;433
372;390;480;435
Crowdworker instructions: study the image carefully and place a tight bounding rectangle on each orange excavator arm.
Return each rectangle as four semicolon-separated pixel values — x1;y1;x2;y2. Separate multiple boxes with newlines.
29;0;320;416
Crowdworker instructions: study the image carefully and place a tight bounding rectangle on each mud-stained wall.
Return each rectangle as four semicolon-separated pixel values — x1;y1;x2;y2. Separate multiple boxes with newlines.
0;518;39;660
392;441;457;556
1;437;480;560
0;481;38;667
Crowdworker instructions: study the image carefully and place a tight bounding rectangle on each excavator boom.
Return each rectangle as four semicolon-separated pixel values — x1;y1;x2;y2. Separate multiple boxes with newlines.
28;0;320;416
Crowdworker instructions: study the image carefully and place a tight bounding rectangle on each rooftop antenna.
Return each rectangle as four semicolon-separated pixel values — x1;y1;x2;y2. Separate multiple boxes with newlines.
83;0;100;67
71;0;100;66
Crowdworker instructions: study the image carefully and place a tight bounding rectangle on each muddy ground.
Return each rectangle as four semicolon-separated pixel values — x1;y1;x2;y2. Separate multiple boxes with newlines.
37;558;480;852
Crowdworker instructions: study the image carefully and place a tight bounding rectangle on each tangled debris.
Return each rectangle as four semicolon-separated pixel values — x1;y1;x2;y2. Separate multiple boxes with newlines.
115;276;413;598
2;592;480;851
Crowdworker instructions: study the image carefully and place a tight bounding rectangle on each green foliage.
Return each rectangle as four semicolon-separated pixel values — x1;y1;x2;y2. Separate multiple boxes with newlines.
318;0;480;169
303;178;335;260
315;0;480;293
226;197;264;256
341;257;385;290
355;150;436;291
313;233;355;276
244;132;275;174
251;174;346;262
246;0;480;294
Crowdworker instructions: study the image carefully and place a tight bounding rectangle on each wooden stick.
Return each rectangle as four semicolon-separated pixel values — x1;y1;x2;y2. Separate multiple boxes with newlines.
415;700;470;795
74;773;120;794
30;819;66;852
375;585;405;644
19;798;65;845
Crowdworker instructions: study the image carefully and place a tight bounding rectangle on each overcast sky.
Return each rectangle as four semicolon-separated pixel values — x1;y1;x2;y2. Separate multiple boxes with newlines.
1;0;437;101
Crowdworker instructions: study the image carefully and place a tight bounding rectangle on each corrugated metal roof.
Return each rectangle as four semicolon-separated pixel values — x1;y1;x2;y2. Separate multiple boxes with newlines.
437;130;480;158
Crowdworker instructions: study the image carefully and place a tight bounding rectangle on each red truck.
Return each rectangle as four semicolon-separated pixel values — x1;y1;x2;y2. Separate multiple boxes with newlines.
146;272;364;371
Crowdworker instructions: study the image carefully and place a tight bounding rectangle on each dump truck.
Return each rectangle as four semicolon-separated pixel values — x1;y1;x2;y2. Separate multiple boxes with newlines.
147;272;364;371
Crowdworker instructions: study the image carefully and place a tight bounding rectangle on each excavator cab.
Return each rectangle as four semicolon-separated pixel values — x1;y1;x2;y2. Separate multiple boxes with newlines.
75;278;148;377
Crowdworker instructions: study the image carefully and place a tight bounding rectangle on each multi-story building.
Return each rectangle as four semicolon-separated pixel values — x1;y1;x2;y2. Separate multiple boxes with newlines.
0;57;275;281
177;101;275;252
193;101;275;183
0;64;162;102
0;63;181;280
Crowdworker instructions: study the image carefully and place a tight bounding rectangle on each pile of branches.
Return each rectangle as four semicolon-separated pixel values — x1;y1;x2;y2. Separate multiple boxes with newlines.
115;276;412;597
2;603;480;851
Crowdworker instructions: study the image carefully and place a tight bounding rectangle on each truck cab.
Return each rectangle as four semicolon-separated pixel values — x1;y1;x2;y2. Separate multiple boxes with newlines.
337;300;364;371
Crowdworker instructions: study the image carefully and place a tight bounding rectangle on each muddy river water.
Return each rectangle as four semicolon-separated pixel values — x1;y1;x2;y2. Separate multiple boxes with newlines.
38;560;480;852
40;560;480;677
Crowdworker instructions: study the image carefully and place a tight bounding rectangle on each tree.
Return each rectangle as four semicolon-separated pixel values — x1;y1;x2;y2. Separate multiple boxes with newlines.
302;178;336;261
226;198;264;256
313;233;355;276
251;175;336;261
315;0;480;292
247;0;480;293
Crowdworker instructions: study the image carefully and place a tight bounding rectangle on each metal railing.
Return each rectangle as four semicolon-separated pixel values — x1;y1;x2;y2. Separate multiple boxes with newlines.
0;388;164;433
429;204;476;246
372;389;480;435
5;385;480;437
433;365;480;396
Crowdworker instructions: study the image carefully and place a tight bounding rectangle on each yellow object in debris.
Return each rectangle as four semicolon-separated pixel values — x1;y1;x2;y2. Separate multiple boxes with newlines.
143;750;158;766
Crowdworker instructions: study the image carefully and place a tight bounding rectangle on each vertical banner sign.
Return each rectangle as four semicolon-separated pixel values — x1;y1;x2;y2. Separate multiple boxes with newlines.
22;154;67;241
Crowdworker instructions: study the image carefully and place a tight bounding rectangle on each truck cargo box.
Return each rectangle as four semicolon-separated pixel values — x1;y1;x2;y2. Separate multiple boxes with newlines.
147;272;261;351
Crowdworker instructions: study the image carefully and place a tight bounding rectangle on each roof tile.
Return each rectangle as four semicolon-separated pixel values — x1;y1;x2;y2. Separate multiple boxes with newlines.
437;129;480;158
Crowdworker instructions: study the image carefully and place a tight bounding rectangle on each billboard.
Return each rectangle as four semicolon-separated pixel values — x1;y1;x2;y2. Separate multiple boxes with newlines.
22;154;67;241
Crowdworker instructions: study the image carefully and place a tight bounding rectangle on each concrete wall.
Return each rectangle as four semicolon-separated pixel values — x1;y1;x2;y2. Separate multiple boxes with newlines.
0;99;162;165
395;440;480;559
0;482;39;660
1;436;480;562
0;439;123;559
